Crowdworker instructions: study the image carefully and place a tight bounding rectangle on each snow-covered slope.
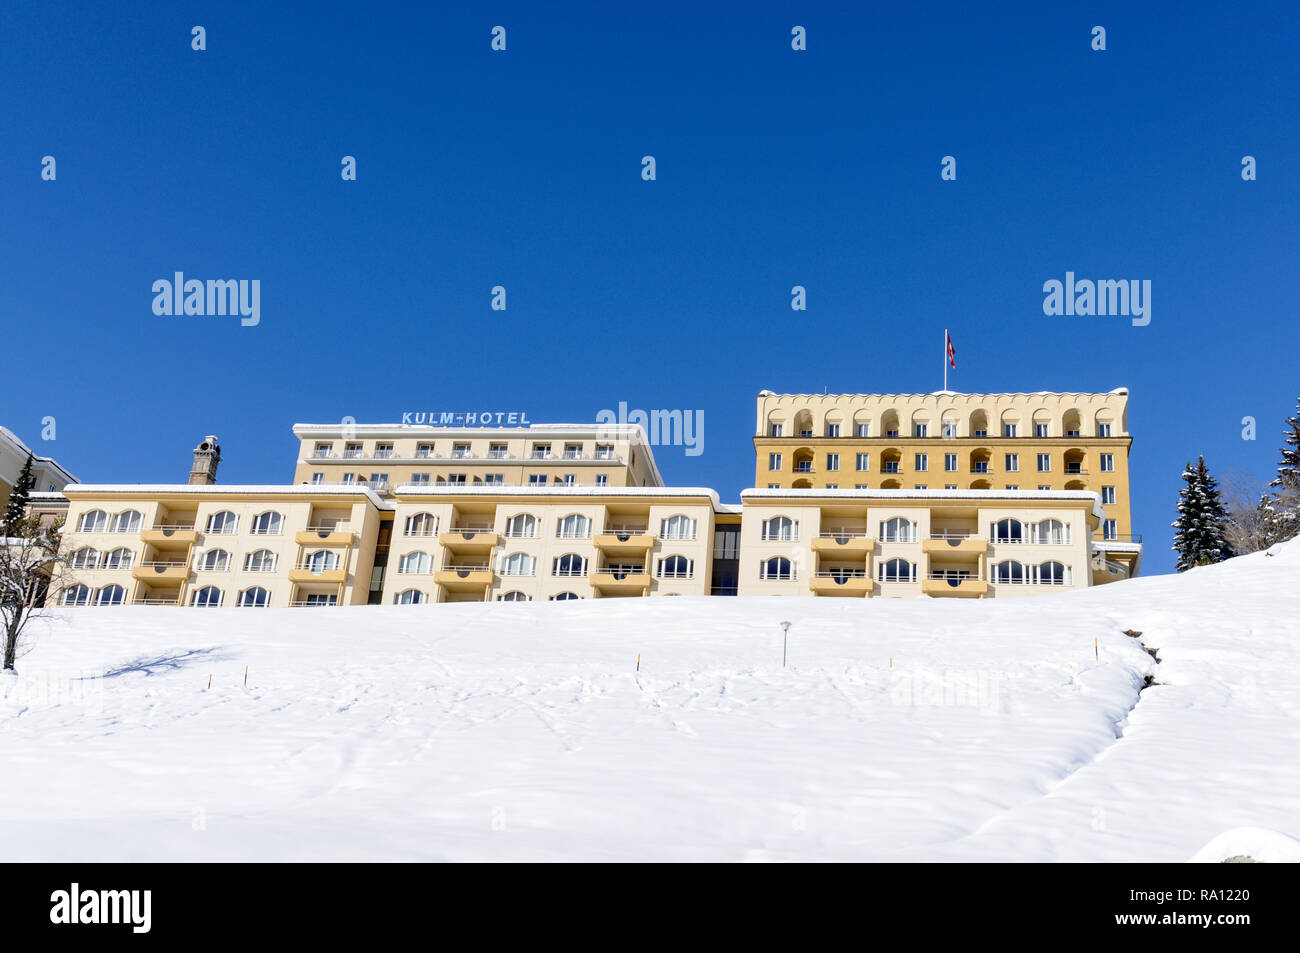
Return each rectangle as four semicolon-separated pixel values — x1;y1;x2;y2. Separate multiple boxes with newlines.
3;540;1298;862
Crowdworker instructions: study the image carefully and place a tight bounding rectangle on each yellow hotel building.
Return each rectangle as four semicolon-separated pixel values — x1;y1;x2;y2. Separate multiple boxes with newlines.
44;388;1141;606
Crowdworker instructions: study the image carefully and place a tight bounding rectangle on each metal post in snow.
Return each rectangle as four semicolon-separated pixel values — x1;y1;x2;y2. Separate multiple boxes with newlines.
780;621;791;668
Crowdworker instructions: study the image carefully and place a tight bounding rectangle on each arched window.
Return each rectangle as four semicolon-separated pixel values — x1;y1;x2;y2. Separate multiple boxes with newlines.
191;586;224;607
504;513;539;538
1036;561;1069;585
199;549;231;572
77;510;108;533
991;518;1024;543
70;547;100;569
112;510;142;533
1033;519;1069;545
501;552;536;576
761;516;797;541
206;511;238;534
658;555;693;579
550;592;581;601
244;549;277;572
760;556;793;580
498;591;530;602
63;584;91;606
394;589;427;604
238;587;270;607
96;585;126;606
552;553;588;577
994;560;1025;584
251;511;284;535
878;558;915;583
879;517;917;543
660;515;697;540
404;512;437;537
556;514;591;539
103;547;135;569
303;550;340;574
398;551;433;574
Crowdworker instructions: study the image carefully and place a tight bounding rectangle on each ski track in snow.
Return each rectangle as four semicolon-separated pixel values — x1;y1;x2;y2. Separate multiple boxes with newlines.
2;540;1299;861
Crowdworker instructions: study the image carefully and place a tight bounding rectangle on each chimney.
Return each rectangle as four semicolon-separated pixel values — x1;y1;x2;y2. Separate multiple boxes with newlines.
189;435;222;485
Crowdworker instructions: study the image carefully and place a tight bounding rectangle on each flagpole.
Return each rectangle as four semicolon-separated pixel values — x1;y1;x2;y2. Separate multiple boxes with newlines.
943;328;948;392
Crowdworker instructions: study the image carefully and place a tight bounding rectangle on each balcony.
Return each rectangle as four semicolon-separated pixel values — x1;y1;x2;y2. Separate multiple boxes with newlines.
590;566;650;594
922;533;987;556
922;572;988;598
141;525;198;546
295;527;355;545
811;533;873;557
971;463;990;474
594;530;654;557
132;562;191;584
288;563;346;584
132;596;181;606
809;569;870;596
434;565;495;591
882;463;901;474
439;528;500;553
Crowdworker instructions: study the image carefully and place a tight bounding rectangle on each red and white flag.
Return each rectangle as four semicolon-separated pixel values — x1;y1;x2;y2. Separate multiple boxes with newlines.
946;331;956;368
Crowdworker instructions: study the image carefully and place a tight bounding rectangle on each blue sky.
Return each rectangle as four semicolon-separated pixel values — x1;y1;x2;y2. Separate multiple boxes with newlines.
2;1;1297;574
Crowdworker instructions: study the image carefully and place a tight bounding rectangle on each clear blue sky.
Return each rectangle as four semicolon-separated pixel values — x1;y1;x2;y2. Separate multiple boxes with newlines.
2;1;1297;574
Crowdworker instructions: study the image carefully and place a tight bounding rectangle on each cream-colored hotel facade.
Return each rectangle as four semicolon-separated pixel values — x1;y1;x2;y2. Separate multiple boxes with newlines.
46;389;1143;607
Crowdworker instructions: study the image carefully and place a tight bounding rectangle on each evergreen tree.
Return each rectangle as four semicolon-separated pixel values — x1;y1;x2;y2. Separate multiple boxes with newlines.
1171;456;1236;571
1271;397;1300;491
2;452;35;536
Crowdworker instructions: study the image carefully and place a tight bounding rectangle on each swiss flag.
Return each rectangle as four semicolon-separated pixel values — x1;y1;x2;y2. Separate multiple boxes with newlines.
946;331;956;369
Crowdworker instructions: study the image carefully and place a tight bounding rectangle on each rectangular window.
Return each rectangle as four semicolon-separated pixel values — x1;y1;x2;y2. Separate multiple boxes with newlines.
914;424;928;438
341;473;356;484
374;443;394;459
311;473;324;484
973;429;988;438
944;453;958;472
914;484;927;490
914;453;928;472
595;474;608;486
484;473;504;485
1102;486;1116;504
313;442;334;458
856;453;870;471
416;443;434;458
409;473;430;484
531;444;552;459
445;473;464;485
528;474;548;485
799;428;813;438
1003;424;1018;438
564;444;582;459
1098;424;1112;437
825;483;838;489
855;484;868;489
1034;424;1049;438
769;423;783;437
769;453;783;471
560;474;576;485
1038;484;1051;491
344;443;363;458
451;442;471;458
1005;453;1019;472
768;483;780;488
594;444;614;460
1100;454;1115;472
826;453;840;471
1037;453;1051;472
944;484;958;490
855;423;870;437
1103;519;1118;540
1005;484;1019;490
369;472;389;486
825;424;840;438
1066;429;1081;438
885;429;900;438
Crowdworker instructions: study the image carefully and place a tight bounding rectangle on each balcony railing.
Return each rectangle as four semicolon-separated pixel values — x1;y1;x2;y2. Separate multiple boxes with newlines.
150;523;195;531
140;560;187;568
133;597;180;605
595;565;645;579
818;531;869;540
971;462;990;473
1095;533;1143;544
447;526;494;534
816;569;866;579
930;531;979;540
290;599;339;607
883;463;901;473
309;450;334;459
928;570;977;581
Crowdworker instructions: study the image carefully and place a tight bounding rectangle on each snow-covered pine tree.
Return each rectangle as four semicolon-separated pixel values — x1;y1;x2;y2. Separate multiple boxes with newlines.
1271;397;1300;492
1171;455;1236;571
2;452;35;536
